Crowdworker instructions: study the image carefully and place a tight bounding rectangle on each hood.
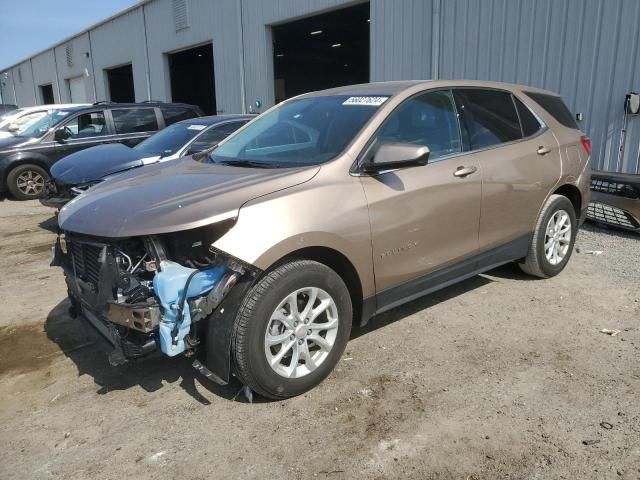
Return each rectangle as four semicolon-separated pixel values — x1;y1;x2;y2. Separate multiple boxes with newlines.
59;157;319;238
0;135;31;152
51;144;156;184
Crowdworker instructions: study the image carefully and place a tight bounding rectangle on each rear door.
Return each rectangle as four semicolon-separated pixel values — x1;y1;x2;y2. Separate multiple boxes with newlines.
359;89;482;308
109;107;161;147
452;88;561;252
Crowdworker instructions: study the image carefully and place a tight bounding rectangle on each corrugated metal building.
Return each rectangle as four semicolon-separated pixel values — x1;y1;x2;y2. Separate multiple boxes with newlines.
1;0;639;173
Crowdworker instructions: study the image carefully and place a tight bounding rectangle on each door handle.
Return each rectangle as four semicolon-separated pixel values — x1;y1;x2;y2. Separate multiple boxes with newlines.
537;146;552;155
453;165;478;178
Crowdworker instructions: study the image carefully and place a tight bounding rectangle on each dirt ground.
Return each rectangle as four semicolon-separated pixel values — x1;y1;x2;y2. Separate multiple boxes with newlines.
0;199;638;479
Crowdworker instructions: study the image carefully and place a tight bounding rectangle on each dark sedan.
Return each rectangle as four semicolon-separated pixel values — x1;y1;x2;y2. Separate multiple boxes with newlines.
41;114;253;208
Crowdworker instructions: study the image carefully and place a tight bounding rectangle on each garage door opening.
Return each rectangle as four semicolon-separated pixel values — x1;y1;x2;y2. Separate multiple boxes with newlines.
168;43;216;114
39;84;54;104
272;2;370;103
106;64;135;102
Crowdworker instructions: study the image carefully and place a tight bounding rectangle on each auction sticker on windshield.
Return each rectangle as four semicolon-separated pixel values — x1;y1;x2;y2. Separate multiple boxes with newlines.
342;96;389;106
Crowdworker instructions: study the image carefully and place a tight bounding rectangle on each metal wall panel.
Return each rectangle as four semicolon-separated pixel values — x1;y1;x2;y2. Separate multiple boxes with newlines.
143;0;243;114
89;7;149;102
52;33;94;103
370;0;434;81
31;51;61;104
240;0;365;112
436;0;640;173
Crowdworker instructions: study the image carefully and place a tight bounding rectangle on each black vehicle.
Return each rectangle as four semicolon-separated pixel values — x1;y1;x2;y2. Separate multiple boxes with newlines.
0;101;203;200
42;115;253;208
0;104;18;120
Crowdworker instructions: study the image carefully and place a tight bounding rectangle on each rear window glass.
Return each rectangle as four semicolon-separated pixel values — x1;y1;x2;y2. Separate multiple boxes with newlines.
524;91;578;129
454;89;522;150
514;97;543;137
160;105;199;126
112;108;158;134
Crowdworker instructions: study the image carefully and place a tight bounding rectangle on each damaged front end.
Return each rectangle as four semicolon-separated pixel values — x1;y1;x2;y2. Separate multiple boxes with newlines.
53;222;258;382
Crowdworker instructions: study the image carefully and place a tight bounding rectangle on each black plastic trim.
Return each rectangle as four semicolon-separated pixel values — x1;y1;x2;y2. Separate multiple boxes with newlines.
374;233;533;315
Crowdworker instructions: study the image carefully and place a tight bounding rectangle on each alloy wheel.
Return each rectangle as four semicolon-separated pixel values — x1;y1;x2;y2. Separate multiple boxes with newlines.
16;170;45;196
264;287;339;379
544;209;572;265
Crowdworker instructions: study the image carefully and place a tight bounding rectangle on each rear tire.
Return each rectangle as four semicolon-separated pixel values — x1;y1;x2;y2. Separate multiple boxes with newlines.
519;194;577;278
231;260;352;399
7;164;49;200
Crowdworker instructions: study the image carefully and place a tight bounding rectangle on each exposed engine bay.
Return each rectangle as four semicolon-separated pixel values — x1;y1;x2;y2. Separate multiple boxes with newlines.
53;221;256;374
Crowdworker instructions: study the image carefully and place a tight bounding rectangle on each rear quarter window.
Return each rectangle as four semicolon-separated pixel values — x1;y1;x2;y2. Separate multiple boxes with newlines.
524;91;578;129
160;105;199;126
513;97;543;137
112;108;159;134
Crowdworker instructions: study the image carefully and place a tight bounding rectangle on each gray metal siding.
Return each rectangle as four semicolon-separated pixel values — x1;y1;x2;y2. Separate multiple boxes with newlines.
434;0;640;173
90;8;149;102
144;0;243;114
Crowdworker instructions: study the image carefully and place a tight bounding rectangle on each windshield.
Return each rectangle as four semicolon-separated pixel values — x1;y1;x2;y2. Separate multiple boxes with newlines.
16;110;73;138
0;110;47;133
208;95;387;167
134;121;209;156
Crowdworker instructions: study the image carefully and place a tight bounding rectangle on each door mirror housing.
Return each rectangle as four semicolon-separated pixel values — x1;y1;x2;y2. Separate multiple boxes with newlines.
361;143;430;173
7;123;18;133
54;128;71;142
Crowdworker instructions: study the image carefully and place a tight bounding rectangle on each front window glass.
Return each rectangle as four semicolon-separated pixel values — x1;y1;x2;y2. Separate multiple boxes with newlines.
134;122;208;156
376;90;462;160
208;95;385;167
64;112;107;138
14;110;73;138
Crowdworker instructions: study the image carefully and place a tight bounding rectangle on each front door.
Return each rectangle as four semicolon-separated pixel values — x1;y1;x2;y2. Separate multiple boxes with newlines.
53;110;111;162
359;90;482;310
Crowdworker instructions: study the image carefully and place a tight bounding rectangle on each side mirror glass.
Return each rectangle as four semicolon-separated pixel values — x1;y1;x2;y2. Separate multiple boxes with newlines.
362;142;430;173
54;128;71;142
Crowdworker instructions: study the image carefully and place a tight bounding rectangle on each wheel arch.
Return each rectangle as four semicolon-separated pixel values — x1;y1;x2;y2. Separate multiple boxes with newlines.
2;155;50;187
263;246;365;328
552;183;582;218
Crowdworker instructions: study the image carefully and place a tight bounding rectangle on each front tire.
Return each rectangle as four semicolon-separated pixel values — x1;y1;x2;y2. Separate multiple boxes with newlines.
519;194;577;278
231;260;352;399
7;164;49;200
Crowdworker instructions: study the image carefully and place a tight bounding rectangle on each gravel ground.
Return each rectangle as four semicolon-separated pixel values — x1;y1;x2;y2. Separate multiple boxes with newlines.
0;199;638;479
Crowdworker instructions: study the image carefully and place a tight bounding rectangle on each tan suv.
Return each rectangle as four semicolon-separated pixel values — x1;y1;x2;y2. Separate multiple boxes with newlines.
55;80;591;399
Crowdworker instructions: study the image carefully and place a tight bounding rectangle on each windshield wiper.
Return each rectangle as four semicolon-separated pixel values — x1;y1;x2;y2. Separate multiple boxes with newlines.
217;159;273;168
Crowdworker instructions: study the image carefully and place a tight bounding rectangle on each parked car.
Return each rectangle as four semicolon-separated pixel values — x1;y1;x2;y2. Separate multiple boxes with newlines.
0;103;18;120
54;80;590;399
0;104;89;140
41;115;253;208
587;171;640;232
0;101;203;199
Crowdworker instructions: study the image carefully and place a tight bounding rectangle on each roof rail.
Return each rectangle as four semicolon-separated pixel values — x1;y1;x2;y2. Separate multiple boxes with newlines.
92;101;111;105
141;99;164;103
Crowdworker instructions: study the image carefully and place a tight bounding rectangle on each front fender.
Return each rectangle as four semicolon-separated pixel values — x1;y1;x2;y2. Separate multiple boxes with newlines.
212;168;375;298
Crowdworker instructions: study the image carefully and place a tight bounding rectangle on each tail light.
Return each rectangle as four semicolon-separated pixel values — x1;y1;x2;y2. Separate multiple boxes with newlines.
580;135;592;156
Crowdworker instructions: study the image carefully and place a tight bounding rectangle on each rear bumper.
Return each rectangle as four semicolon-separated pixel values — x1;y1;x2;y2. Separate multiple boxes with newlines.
587;191;640;231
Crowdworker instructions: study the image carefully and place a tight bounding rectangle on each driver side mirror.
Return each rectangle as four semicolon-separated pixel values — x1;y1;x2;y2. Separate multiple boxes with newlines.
54;128;71;142
361;143;430;173
7;123;18;133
